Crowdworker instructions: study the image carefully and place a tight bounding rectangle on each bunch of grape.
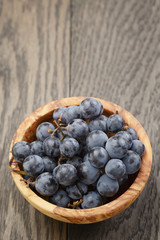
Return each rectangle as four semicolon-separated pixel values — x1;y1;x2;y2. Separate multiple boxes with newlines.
11;98;145;209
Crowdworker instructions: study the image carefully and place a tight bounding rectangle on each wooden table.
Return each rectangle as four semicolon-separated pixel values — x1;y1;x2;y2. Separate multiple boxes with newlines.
0;0;159;239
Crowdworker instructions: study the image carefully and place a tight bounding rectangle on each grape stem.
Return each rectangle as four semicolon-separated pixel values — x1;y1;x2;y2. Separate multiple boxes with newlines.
58;153;63;166
67;199;83;209
20;177;35;187
53;120;66;140
123;125;129;131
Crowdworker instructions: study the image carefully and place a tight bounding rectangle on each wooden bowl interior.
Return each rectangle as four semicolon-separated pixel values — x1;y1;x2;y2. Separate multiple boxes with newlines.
9;97;152;224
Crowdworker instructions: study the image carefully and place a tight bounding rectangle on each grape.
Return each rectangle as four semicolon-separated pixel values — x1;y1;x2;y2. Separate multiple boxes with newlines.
35;172;59;196
62;106;81;124
43;136;60;157
12;141;31;163
67;119;88;141
105;135;128;159
60;137;79;158
115;131;132;149
53;164;77;186
126;127;138;140
88;147;109;168
80;98;103;120
23;155;44;176
77;141;88;157
77;160;100;185
130;140;145;156
36;122;55;141
30;141;45;157
42;156;57;172
97;174;119;197
66;156;83;169
49;189;70;207
86;130;108;151
88;115;108;132
53;106;67;122
83;154;89;162
81;191;103;209
118;173;128;186
105;159;126;179
66;182;88;200
122;150;141;174
107;114;124;133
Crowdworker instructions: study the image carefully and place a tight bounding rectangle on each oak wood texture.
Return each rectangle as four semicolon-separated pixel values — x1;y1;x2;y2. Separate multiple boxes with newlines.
1;0;160;239
9;97;152;224
0;0;70;239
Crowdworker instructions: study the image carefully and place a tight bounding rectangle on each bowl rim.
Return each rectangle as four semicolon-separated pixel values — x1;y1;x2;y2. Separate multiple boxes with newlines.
9;96;152;224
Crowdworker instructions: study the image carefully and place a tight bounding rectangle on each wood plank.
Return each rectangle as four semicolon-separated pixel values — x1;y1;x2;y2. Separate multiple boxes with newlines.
69;0;160;239
0;0;70;239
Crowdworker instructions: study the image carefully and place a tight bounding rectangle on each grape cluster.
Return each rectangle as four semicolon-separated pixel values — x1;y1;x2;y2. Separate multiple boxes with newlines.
11;98;145;209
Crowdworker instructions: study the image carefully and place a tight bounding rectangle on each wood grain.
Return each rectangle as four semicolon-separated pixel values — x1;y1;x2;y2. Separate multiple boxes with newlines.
69;0;160;239
0;0;70;239
1;0;160;239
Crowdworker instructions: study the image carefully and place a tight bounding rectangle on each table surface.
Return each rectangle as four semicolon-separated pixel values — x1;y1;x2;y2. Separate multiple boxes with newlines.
0;0;160;239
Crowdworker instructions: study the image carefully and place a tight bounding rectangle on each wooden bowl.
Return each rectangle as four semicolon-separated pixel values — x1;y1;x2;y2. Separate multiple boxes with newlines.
9;97;152;224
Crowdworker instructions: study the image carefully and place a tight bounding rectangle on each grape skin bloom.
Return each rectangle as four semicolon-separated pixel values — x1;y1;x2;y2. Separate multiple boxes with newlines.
23;155;44;176
105;159;126;180
53;164;77;186
97;174;119;197
12;141;31;163
80;98;103;120
35;172;59;196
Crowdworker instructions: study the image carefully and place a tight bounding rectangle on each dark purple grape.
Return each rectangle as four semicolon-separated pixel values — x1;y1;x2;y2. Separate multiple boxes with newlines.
60;137;79;158
86;130;108;151
12;141;31;163
97;174;119;197
30;141;45;157
35;172;59;196
105;159;126;179
43;136;60;157
126;127;138;140
122;150;141;174
53;164;77;186
42;156;57;172
105;135;128;159
80;98;103;120
88;147;109;168
66;182;88;200
77;160;100;185
115;131;132;149
62;106;81;124
36;122;55;141
83;154;89;162
66;156;83;169
67;119;88;141
53;106;67;122
81;191;103;209
23;155;44;176
130;140;145;156
118;173;128;186
107;114;124;133
77;141;88;157
88;115;108;132
49;189;70;207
